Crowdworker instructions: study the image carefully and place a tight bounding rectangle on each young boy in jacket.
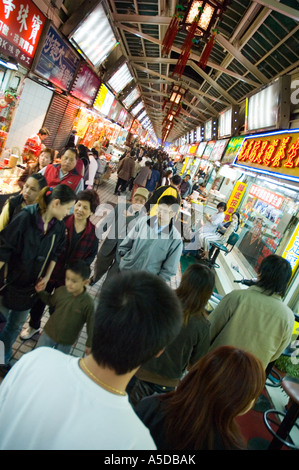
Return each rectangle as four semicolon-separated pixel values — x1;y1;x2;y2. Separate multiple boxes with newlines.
36;260;94;355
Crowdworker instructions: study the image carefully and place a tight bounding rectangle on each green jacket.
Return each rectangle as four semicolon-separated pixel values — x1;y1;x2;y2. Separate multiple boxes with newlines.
39;286;94;347
209;285;294;368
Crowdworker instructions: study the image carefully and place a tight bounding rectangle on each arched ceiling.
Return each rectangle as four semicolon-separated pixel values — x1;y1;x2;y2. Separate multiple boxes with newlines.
45;0;299;142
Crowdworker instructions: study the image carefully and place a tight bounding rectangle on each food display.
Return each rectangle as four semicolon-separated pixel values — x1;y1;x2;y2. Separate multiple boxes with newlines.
0;166;23;194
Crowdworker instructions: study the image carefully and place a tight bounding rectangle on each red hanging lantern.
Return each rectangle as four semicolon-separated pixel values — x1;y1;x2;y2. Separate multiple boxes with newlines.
198;29;217;69
181;1;230;38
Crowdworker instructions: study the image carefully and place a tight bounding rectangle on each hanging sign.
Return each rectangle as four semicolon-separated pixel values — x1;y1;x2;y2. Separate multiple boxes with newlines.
93;84;108;111
0;0;46;68
70;63;101;105
33;24;80;91
224;181;247;222
233;129;299;183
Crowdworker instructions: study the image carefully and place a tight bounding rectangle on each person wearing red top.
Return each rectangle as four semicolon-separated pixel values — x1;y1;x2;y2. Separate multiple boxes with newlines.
40;148;83;194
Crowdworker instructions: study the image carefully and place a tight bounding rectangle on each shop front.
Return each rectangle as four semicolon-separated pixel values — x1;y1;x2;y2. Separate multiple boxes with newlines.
0;0;46;158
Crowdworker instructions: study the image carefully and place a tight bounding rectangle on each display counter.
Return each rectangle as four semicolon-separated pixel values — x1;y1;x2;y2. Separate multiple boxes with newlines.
0;165;23;194
0;165;23;211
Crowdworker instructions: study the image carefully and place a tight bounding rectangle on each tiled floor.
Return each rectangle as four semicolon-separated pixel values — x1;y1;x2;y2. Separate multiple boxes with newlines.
2;168;182;378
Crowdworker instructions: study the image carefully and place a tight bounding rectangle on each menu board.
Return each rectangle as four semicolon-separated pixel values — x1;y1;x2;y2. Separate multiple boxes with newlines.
34;24;80;91
0;0;46;68
202;141;216;160
70;63;101;105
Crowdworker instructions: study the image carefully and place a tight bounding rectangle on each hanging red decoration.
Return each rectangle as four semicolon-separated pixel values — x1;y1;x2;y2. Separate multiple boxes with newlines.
198;29;217;69
161;14;181;56
162;97;168;111
172;18;198;79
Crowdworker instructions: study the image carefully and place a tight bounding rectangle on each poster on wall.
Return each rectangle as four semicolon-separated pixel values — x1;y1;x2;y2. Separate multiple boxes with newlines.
209;139;229;162
202;140;216;160
222;136;244;164
33;24;80;91
0;0;46;68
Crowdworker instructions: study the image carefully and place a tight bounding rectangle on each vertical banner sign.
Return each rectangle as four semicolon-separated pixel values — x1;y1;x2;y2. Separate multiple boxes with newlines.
224;182;247;222
283;222;299;275
0;0;46;68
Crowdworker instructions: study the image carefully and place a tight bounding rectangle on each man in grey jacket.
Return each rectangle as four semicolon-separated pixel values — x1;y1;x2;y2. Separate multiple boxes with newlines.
118;195;182;282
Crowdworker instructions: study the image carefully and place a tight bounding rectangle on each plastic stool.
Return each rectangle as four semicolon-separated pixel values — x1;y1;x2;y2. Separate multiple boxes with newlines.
264;376;299;450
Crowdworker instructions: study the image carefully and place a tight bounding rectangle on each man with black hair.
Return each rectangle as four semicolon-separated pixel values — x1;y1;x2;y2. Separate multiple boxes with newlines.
145;174;182;217
35;260;94;355
118;195;182;281
209;254;294;370
0;271;182;450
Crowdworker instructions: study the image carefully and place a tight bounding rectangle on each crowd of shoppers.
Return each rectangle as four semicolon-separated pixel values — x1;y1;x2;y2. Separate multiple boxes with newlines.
0;135;295;452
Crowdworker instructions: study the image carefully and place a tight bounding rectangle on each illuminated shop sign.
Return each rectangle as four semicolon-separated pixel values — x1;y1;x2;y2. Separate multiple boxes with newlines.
188;143;199;155
34;24;80;91
70;63;101;105
0;0;46;68
233;129;299;183
249;184;284;210
93;84;108;111
70;3;117;67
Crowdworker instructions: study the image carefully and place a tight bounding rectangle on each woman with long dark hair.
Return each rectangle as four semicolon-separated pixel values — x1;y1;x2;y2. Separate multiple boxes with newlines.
135;346;266;450
0;173;47;231
0;184;76;373
129;263;215;405
20;189;100;340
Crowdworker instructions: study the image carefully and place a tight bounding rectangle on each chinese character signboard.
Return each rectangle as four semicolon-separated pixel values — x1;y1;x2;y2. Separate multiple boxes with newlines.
233;129;299;183
33;24;80;91
0;0;46;68
249;184;284;210
224;181;247;222
70;63;101;105
283;222;299;275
